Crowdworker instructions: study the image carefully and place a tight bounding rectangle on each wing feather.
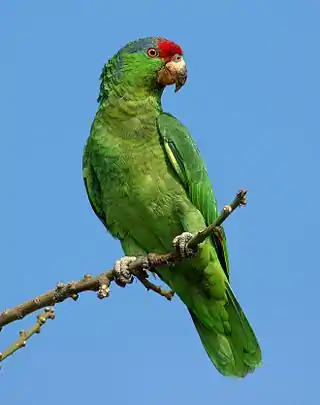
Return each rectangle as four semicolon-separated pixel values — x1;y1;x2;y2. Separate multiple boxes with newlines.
157;112;230;278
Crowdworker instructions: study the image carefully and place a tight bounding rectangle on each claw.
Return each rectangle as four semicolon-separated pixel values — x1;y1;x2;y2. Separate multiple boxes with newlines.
137;257;150;279
172;232;197;258
113;256;137;287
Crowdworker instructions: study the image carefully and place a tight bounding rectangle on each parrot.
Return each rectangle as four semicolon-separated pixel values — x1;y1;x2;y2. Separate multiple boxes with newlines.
83;36;262;377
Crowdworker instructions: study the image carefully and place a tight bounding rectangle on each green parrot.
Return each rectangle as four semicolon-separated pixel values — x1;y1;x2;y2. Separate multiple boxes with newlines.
83;36;262;377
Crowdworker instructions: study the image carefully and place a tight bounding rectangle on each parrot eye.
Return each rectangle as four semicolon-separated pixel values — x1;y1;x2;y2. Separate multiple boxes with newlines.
147;48;158;58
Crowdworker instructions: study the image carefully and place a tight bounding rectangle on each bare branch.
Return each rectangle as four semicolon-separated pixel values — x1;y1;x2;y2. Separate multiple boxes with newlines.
0;308;55;365
135;271;175;300
187;188;247;249
0;189;247;331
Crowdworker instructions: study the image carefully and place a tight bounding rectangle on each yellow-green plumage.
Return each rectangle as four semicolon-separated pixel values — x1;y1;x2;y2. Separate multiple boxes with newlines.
83;37;262;377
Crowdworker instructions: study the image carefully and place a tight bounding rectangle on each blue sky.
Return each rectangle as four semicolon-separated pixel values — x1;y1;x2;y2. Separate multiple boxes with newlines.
2;0;320;403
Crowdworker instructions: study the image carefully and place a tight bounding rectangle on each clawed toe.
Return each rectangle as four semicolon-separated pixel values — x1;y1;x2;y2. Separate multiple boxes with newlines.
172;232;197;258
113;256;137;287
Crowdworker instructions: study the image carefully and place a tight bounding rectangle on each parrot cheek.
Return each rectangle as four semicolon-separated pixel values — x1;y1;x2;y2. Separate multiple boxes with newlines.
157;66;176;87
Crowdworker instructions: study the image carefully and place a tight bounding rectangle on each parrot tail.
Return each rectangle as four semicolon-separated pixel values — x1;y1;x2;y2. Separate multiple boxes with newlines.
189;283;262;377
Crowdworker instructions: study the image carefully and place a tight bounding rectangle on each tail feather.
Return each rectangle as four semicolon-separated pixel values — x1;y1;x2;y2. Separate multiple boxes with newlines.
190;283;262;377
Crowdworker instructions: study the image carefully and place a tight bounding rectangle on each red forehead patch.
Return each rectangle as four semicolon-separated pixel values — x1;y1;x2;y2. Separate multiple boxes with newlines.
157;38;183;59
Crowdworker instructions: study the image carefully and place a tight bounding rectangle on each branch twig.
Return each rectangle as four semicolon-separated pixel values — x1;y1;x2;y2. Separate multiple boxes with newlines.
0;308;55;365
187;188;247;249
0;189;247;331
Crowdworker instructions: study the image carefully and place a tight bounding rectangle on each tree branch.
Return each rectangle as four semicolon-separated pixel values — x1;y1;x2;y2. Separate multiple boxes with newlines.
0;189;247;335
0;308;55;365
187;188;247;249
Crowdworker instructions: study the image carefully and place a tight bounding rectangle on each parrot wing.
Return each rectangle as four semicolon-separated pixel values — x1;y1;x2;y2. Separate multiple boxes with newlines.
157;112;261;377
83;144;107;228
157;112;230;279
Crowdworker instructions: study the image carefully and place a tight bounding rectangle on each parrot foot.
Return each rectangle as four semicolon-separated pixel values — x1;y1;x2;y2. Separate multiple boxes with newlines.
172;232;197;258
113;256;137;287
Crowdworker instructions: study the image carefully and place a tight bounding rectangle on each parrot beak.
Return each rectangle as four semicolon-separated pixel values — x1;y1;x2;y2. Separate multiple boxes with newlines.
158;56;187;92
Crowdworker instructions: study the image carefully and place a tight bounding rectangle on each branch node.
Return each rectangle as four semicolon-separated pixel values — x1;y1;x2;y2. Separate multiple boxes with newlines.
97;275;111;299
37;316;46;324
97;285;110;299
237;189;248;206
33;297;41;306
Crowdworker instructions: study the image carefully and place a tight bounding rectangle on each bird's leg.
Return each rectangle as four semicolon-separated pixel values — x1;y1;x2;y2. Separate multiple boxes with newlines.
172;232;198;258
113;256;149;287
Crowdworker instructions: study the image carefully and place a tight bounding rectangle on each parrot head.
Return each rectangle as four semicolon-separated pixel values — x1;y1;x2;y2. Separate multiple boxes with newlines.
98;37;187;102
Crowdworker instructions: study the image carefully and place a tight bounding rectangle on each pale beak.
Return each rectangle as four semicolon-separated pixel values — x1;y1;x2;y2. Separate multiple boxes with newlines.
158;57;187;92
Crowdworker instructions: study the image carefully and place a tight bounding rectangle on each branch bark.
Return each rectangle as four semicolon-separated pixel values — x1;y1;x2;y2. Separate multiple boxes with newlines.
0;189;247;364
0;308;55;365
